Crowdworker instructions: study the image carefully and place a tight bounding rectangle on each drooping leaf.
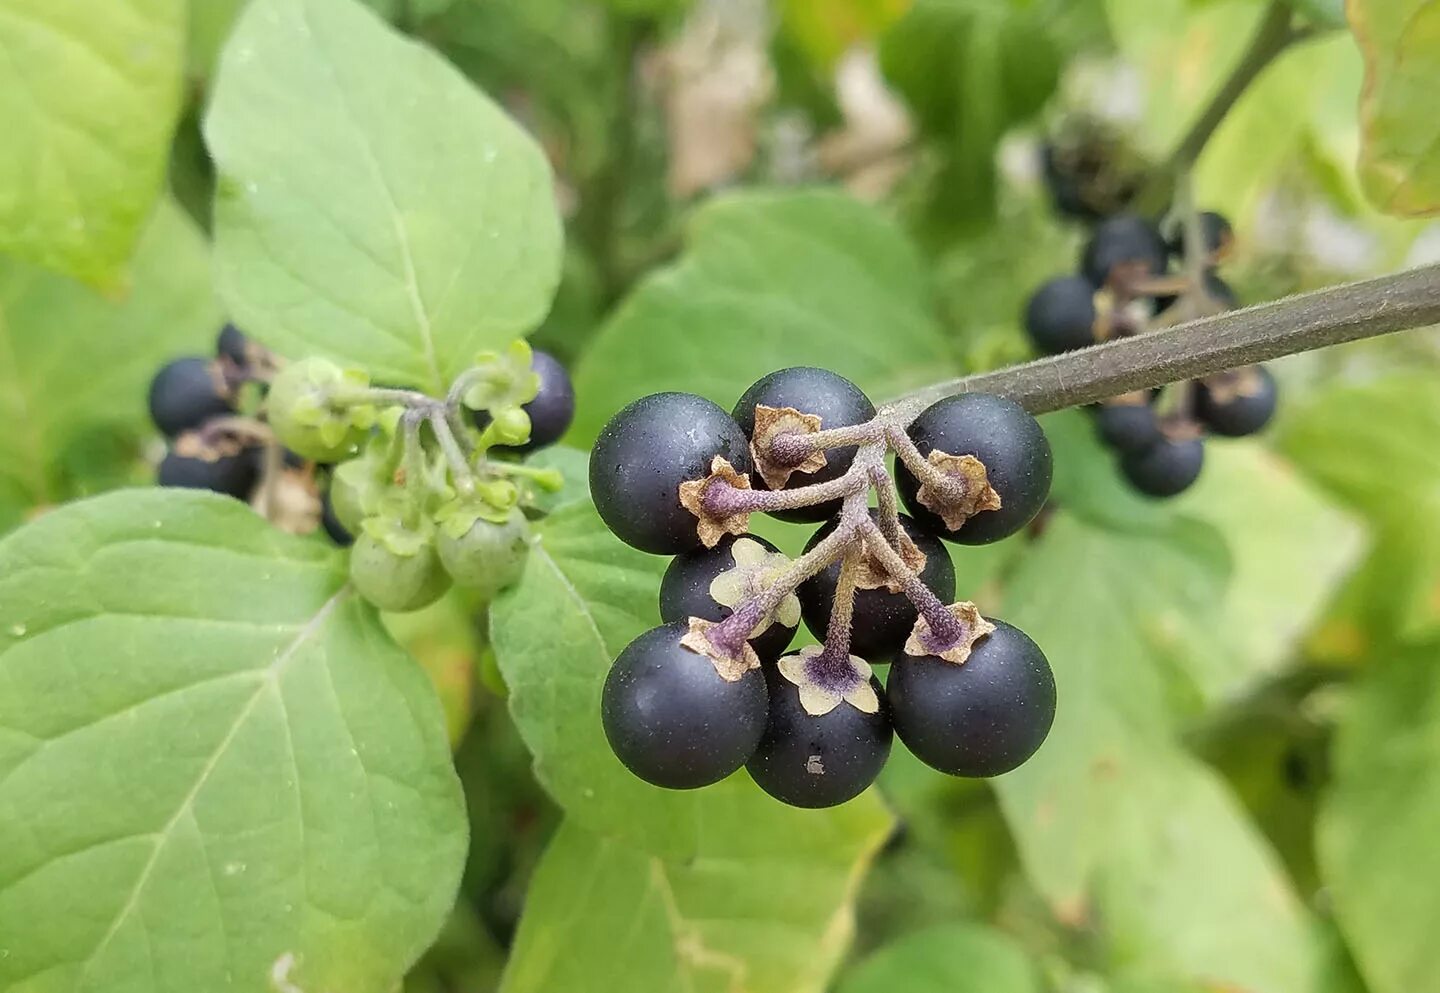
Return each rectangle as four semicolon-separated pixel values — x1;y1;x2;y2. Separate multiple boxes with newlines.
0;201;219;532
206;0;563;393
1351;0;1440;216
1319;642;1440;993
502;798;891;993
835;923;1039;993
991;510;1321;991
571;189;956;442
0;0;185;287
0;489;467;993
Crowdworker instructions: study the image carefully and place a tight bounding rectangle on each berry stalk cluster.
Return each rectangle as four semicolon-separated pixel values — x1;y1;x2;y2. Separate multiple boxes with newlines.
590;368;1058;809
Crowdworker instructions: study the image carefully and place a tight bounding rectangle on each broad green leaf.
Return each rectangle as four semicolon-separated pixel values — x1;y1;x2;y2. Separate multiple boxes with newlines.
991;512;1320;991
0;201;219;532
1352;0;1440;216
0;489;466;993
0;0;185;287
571;189;955;442
1319;642;1440;993
1281;374;1440;642
502;798;891;993
835;923;1039;993
206;0;563;394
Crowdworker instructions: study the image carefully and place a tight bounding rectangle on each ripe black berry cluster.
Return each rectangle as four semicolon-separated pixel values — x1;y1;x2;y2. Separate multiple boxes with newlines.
148;334;575;613
1024;210;1277;498
590;368;1058;808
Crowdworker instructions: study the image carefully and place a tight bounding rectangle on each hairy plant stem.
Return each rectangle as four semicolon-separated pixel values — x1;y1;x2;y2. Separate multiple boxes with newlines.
428;410;476;496
702;469;866;518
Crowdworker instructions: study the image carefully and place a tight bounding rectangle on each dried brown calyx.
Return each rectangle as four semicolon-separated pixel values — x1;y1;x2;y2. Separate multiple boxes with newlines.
914;450;1002;532
1201;366;1265;404
750;404;827;489
854;525;925;594
678;456;753;548
680;616;761;682
903;601;995;664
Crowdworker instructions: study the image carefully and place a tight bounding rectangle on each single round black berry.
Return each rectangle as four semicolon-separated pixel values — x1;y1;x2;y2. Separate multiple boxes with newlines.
1120;435;1204;497
798;511;955;661
601;620;769;790
746;670;892;808
216;323;251;366
1093;401;1163;454
148;357;234;437
1196;366;1276;437
732;367;875;523
660;534;797;662
888;619;1055;777
1166;210;1234;263
590;392;753;554
895;393;1052;545
157;437;260;499
477;348;576;453
1081;214;1168;288
1024;276;1098;356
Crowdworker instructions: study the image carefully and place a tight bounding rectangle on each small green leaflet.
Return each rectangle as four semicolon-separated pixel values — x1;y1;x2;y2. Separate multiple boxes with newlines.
0;490;466;993
836;923;1040;993
206;0;563;394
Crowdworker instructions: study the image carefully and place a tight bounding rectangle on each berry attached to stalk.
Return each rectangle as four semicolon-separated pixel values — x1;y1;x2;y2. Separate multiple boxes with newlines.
1195;366;1277;437
349;527;451;613
149;357;235;437
1120;433;1205;498
660;534;799;663
157;431;259;498
733;367;876;523
436;505;531;602
1094;396;1163;454
472;348;575;453
1024;276;1100;356
602;620;769;789
889;618;1055;777
266;357;376;462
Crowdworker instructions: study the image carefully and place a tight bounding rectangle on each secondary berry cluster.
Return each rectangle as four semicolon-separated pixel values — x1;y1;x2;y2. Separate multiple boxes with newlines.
590;368;1058;808
148;332;575;613
1023;210;1277;497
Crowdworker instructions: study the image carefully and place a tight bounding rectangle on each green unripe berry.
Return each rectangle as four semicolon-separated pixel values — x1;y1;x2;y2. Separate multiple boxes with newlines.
437;507;531;600
267;357;373;462
349;533;451;612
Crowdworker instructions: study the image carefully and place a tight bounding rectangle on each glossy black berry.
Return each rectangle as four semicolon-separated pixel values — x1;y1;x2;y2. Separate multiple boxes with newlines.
1120;435;1204;497
477;348;576;453
660;535;797;662
216;323;251;366
1094;401;1163;454
1196;366;1277;437
1024;275;1098;355
895;393;1052;545
601;620;769;789
798;511;955;660
1081;214;1168;288
746;670;892;808
148;357;234;437
590;392;753;554
732;367;875;523
1166;210;1234;263
888;619;1055;777
157;438;260;499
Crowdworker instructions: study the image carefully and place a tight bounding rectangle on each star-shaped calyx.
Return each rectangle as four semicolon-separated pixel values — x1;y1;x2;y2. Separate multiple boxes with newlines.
854;525;926;594
678;457;753;548
777;645;879;716
707;537;801;635
750;404;828;489
903;601;996;664
679;616;761;682
915;450;1002;531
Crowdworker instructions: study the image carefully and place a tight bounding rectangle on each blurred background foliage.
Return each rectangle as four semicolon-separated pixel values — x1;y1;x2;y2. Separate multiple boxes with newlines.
1;0;1438;991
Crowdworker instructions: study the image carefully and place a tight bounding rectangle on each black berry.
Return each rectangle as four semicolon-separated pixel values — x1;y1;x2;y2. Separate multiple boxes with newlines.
601;620;769;789
1024;275;1098;355
1081;214;1168;288
1094;400;1163;454
797;511;955;661
157;436;259;499
216;323;251;366
148;357;234;437
732;367;875;523
895;393;1052;544
660;535;797;662
1196;366;1277;437
477;348;576;453
746;670;892;808
1120;435;1204;497
888;619;1055;777
1166;210;1234;264
590;392;752;554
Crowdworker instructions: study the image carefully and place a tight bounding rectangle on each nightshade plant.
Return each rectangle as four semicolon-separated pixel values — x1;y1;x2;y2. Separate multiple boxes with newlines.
591;369;1057;807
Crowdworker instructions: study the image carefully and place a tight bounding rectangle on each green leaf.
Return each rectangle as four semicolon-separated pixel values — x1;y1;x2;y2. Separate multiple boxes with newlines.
991;511;1320;991
1319;642;1440;993
836;923;1040;993
1352;0;1440;216
1293;0;1346;29
0;200;220;532
206;0;563;394
1280;374;1440;642
571;189;955;442
0;489;466;993
0;0;185;287
502;800;890;993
